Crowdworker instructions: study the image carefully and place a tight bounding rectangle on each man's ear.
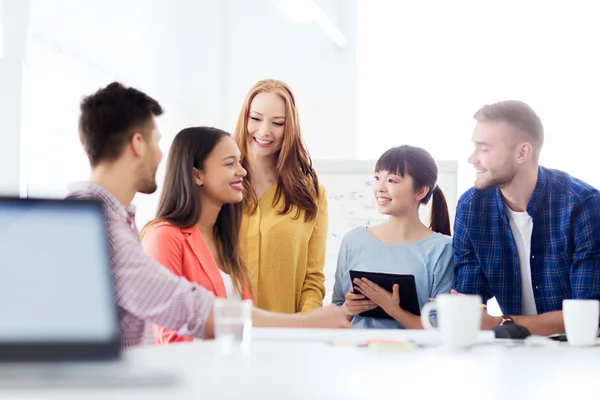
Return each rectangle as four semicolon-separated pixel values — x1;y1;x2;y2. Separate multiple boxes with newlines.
516;142;533;164
130;132;146;158
193;168;203;186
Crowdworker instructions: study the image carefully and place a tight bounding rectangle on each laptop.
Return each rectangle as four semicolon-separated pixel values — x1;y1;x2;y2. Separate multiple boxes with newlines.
0;197;180;388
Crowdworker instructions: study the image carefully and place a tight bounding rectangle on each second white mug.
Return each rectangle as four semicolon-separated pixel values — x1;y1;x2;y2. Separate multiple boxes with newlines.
563;299;600;347
421;294;483;350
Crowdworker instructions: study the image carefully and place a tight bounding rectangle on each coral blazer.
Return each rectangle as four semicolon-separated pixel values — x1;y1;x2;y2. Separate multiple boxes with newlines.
141;221;252;344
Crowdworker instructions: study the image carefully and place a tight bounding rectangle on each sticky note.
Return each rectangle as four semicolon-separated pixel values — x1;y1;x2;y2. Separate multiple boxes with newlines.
368;342;419;352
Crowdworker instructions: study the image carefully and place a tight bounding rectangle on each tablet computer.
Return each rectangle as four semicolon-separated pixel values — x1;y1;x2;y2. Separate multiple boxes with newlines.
349;270;421;319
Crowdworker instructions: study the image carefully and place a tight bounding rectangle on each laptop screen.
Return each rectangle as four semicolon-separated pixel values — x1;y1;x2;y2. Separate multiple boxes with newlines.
0;198;118;345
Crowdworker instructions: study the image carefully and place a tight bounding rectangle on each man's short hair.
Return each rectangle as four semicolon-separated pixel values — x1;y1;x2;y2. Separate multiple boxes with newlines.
473;100;544;158
78;82;164;166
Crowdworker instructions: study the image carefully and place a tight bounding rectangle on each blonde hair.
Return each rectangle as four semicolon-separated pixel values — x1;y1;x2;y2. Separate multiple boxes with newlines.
474;100;544;160
234;79;319;221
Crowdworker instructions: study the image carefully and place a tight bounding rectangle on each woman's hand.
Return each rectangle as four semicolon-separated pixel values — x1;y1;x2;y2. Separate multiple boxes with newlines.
353;278;401;315
343;287;377;317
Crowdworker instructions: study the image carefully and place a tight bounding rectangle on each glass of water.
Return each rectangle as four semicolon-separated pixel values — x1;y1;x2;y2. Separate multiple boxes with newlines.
213;298;253;355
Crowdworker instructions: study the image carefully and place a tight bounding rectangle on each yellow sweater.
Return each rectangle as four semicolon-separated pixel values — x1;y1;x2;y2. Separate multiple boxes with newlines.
240;183;328;313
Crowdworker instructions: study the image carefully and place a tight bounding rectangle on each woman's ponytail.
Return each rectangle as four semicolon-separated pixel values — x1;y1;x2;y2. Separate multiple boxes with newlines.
429;185;451;236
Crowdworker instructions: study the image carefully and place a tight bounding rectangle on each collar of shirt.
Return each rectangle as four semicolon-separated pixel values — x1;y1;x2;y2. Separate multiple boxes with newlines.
494;166;548;220
68;181;137;222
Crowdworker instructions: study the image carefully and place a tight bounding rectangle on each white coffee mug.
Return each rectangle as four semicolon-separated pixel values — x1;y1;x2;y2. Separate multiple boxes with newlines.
563;299;600;347
421;294;482;350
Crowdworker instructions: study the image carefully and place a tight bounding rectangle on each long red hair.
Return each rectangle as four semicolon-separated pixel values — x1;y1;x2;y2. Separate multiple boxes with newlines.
234;79;319;221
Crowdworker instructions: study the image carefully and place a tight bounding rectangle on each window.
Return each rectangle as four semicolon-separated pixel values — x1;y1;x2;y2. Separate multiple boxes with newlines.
356;1;600;314
22;0;175;228
357;0;600;194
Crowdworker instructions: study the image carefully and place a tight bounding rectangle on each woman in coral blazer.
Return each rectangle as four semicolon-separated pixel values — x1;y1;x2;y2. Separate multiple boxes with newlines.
142;222;252;344
141;126;252;344
234;79;327;314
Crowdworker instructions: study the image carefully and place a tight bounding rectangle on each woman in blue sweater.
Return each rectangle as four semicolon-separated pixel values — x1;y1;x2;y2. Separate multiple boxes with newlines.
332;145;454;329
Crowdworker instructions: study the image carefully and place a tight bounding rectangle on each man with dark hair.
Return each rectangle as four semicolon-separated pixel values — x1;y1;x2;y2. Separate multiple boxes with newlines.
67;82;350;347
453;100;600;336
78;82;164;198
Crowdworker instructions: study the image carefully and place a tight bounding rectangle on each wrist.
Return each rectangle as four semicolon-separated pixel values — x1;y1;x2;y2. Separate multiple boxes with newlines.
341;303;354;320
385;301;402;313
386;304;405;321
499;315;514;326
294;313;309;328
487;316;503;328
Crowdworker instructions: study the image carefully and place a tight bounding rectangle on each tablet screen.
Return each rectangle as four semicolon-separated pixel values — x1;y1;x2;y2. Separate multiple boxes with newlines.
349;270;421;319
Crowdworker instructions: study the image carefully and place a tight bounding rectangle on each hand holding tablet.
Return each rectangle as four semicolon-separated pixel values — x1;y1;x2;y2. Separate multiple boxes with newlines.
349;270;421;319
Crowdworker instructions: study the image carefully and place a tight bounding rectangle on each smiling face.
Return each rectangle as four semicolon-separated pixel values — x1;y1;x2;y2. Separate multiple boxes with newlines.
196;136;247;206
373;170;427;216
467;121;521;190
246;91;286;159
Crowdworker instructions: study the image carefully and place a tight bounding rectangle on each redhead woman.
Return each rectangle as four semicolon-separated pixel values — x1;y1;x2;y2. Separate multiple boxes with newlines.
234;79;327;313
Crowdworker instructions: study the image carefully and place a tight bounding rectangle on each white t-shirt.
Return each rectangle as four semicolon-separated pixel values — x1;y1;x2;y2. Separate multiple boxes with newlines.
219;269;240;300
505;207;538;315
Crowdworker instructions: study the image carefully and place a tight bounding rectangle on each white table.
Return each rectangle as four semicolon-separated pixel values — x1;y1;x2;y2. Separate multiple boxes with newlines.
1;328;599;399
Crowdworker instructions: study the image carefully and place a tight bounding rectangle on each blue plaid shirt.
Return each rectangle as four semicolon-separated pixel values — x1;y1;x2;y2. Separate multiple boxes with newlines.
453;166;600;315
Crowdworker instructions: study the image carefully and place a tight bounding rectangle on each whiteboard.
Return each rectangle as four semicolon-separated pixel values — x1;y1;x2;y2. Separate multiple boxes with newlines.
312;159;459;303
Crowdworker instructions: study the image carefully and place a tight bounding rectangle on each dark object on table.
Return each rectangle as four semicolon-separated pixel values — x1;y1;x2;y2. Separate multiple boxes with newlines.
493;322;531;339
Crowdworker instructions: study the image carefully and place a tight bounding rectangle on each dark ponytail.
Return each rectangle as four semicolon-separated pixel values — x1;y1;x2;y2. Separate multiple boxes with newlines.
430;186;451;236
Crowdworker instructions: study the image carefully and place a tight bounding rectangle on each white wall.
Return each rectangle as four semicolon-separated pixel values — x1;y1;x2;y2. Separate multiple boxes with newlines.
356;0;600;196
22;0;173;199
223;0;357;159
0;0;29;196
0;58;22;195
17;0;357;227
